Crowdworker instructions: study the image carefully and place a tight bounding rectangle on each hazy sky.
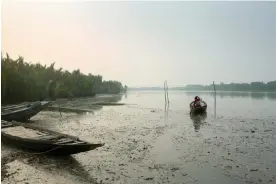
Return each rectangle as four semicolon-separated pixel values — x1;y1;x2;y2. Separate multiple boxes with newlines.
2;1;276;87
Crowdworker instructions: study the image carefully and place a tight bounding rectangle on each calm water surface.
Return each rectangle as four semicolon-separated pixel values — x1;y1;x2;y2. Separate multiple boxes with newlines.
2;91;276;184
122;91;276;118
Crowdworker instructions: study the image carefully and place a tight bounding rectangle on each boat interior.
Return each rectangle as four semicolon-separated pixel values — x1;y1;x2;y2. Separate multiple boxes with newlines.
1;120;86;145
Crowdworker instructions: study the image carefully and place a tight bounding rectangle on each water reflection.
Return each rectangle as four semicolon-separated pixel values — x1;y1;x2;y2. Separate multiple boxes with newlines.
267;92;276;99
164;102;169;123
214;92;216;118
190;112;207;132
184;91;276;100
250;92;266;99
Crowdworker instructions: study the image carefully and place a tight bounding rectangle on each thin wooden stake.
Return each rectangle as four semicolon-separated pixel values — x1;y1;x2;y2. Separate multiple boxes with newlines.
166;81;169;104
164;80;169;104
164;81;167;103
213;81;216;117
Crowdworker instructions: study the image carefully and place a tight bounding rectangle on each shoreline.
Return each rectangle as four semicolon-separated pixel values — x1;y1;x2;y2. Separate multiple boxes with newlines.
1;93;125;106
1;94;276;184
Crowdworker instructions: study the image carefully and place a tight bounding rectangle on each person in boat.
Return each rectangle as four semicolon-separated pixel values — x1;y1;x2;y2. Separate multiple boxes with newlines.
193;96;201;107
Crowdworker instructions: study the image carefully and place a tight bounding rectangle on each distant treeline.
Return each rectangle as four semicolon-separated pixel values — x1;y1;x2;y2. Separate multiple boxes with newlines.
183;91;276;100
1;53;127;104
177;81;276;92
128;87;164;91
129;81;276;92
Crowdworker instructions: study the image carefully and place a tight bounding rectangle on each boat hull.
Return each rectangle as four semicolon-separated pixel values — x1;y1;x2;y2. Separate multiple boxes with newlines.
1;101;47;122
190;101;207;115
1;120;104;156
1;134;102;156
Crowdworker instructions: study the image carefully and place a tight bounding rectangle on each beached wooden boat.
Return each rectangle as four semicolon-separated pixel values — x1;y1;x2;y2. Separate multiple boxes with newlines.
1;120;104;156
1;102;31;111
1;101;48;122
40;101;51;108
189;100;207;114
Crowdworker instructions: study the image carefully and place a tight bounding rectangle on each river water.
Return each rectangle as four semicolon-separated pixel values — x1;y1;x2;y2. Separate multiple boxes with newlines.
2;91;276;184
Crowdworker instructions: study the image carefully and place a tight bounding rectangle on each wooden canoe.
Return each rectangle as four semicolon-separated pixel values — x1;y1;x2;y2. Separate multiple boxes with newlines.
189;100;207;114
40;101;51;108
1;101;49;122
1;102;30;110
1;120;104;156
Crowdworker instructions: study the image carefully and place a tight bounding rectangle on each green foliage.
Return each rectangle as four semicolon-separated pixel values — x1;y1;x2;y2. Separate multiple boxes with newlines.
1;54;126;104
182;81;276;92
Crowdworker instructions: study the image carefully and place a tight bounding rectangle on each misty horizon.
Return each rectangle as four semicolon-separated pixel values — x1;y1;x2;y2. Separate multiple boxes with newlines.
2;1;276;87
129;81;276;88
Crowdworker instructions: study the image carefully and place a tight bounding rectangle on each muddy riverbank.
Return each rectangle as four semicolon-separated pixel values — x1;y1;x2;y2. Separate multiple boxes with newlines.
2;92;276;184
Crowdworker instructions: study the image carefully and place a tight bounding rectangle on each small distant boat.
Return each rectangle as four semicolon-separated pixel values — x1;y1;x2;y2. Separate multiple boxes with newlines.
189;100;207;114
1;101;49;122
1;120;104;156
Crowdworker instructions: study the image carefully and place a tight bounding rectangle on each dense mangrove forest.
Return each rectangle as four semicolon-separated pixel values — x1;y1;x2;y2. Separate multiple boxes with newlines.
1;54;127;104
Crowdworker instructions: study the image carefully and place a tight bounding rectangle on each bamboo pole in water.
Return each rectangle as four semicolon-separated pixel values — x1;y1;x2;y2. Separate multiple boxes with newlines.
213;81;216;117
164;80;169;104
166;81;169;104
164;81;167;103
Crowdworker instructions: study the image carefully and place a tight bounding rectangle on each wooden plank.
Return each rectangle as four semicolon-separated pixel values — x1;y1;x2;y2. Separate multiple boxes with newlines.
56;139;75;144
2;126;47;139
38;134;61;140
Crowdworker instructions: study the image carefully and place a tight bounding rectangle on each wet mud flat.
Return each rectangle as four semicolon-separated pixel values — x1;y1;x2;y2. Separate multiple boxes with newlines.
1;147;97;184
2;98;276;184
49;94;124;109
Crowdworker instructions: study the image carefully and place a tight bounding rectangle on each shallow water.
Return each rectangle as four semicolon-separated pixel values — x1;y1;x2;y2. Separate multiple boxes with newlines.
2;91;276;184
